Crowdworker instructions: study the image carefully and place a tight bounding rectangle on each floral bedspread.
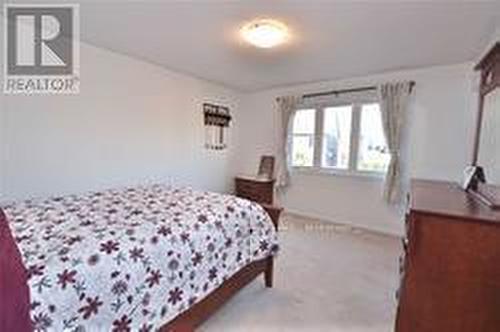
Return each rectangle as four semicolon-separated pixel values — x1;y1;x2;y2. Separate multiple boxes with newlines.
2;185;278;332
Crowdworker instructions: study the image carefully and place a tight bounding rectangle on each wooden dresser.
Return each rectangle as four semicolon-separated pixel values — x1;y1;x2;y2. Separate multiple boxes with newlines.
396;179;500;332
234;176;275;205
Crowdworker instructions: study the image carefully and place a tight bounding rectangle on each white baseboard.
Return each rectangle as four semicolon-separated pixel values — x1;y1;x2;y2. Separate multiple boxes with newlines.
283;208;404;238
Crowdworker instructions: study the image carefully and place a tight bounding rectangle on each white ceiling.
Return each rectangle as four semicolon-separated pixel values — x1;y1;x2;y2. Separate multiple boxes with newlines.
7;1;500;91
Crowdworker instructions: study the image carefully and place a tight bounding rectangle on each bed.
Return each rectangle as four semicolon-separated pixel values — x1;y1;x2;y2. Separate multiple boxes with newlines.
0;184;279;331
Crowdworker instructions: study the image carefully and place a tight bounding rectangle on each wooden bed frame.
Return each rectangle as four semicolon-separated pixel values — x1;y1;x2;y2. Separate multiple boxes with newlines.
160;204;282;332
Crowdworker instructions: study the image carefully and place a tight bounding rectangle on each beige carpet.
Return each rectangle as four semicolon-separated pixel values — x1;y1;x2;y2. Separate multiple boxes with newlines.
200;213;401;332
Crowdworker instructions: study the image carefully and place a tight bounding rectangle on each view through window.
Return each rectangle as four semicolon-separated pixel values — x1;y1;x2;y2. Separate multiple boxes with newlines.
322;106;352;169
291;109;315;167
358;103;390;172
291;102;389;174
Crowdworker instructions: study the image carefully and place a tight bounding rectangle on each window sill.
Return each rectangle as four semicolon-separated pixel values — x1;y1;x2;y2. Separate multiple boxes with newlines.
291;166;386;180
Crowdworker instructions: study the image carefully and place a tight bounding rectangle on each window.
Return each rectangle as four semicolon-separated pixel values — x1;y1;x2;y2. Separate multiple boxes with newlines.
322;106;352;169
291;102;389;175
291;109;315;167
358;103;390;173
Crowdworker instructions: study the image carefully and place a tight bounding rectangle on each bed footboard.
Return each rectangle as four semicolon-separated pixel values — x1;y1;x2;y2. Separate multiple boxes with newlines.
161;204;282;331
261;203;283;231
161;257;274;331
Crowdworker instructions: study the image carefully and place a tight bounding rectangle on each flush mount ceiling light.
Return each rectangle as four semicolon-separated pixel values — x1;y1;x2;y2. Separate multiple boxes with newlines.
240;19;289;48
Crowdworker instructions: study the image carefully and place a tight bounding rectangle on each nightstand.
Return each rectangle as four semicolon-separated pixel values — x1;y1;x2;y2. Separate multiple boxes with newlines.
234;176;275;205
260;203;282;231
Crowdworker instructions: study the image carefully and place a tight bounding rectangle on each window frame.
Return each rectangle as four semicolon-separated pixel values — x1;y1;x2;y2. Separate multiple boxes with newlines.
291;98;387;178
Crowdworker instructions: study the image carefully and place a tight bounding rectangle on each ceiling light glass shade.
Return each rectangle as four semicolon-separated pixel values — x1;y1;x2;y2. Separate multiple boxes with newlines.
240;19;289;48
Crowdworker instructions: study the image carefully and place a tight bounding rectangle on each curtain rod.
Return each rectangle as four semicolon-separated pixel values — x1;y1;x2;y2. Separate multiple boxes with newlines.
302;81;415;99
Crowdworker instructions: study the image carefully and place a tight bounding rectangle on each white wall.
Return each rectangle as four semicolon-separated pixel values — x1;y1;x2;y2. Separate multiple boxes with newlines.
475;20;500;63
0;10;489;236
487;21;500;50
235;63;477;235
0;19;6;202
0;34;241;202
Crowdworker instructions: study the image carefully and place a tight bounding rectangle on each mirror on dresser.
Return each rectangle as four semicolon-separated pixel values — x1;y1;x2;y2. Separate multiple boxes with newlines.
478;87;500;183
471;42;500;208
